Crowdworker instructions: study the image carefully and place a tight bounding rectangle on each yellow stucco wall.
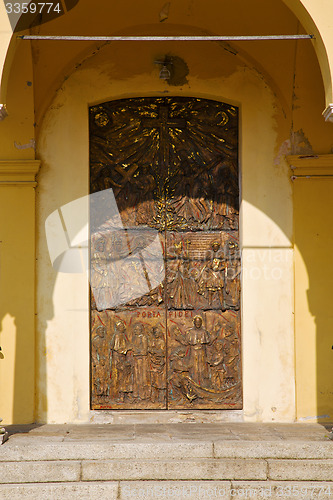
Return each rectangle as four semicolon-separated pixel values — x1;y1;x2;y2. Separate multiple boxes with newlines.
0;162;40;424
289;156;333;423
34;38;295;423
0;3;37;424
1;0;333;424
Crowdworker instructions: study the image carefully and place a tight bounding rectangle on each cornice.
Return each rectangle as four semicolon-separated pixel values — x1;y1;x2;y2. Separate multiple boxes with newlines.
0;160;41;184
287;154;333;178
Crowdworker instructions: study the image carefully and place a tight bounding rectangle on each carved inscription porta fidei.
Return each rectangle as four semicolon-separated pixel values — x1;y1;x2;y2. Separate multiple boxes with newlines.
89;97;241;410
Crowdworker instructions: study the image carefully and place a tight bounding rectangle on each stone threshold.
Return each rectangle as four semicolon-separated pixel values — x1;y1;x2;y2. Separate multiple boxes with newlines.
89;409;244;424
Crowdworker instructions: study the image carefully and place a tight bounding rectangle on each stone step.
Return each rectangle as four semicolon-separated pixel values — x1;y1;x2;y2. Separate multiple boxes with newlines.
1;425;332;498
0;481;333;500
1;456;333;483
0;482;118;500
2;439;333;461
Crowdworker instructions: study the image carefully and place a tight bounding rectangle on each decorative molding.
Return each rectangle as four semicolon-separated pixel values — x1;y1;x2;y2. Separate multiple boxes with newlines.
287;154;333;178
0;105;8;121
0;160;41;184
323;104;333;123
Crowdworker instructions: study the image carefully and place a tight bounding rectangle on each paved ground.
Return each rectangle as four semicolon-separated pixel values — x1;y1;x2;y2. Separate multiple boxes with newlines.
5;422;332;443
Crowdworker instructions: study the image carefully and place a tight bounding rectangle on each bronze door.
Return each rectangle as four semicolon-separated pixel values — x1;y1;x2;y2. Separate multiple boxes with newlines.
89;97;241;410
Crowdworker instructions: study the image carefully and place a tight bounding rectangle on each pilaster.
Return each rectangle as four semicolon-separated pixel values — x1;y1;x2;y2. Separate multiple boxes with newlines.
287;154;333;422
0;160;40;424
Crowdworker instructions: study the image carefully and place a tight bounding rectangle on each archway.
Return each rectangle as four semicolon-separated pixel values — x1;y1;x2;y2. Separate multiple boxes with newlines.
0;0;332;424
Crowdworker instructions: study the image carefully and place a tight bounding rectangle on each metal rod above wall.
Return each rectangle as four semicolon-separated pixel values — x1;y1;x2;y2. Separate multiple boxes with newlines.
18;34;314;41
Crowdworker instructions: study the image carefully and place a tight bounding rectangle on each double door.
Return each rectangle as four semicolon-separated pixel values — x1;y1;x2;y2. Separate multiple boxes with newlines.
89;97;241;410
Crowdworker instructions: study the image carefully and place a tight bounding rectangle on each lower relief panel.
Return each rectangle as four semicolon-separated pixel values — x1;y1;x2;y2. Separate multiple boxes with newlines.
91;308;167;409
167;310;242;410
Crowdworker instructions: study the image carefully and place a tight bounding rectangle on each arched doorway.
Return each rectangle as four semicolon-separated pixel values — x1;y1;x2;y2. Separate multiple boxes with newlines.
1;0;330;423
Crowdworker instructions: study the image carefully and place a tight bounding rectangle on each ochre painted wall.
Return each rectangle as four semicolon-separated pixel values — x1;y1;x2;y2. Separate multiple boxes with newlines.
1;0;333;423
290;156;333;423
0;21;37;424
0;162;40;424
35;38;295;423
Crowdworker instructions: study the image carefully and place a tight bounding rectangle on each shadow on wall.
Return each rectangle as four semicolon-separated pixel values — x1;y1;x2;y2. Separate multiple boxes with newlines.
294;178;333;423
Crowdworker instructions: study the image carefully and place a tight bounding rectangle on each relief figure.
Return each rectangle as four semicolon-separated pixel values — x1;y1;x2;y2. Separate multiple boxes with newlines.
148;326;166;403
110;320;133;401
171;317;222;398
185;316;211;386
91;236;131;310
132;323;151;400
223;325;240;387
171;316;214;390
208;340;226;390
92;326;110;397
91;238;112;311
197;241;226;310
168;240;194;308
225;241;241;310
169;347;197;402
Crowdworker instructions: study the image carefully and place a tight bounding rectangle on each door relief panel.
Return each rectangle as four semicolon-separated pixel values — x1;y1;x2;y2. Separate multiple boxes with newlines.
90;97;241;410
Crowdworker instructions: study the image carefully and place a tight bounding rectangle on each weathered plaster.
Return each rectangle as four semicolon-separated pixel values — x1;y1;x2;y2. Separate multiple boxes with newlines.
36;40;295;423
